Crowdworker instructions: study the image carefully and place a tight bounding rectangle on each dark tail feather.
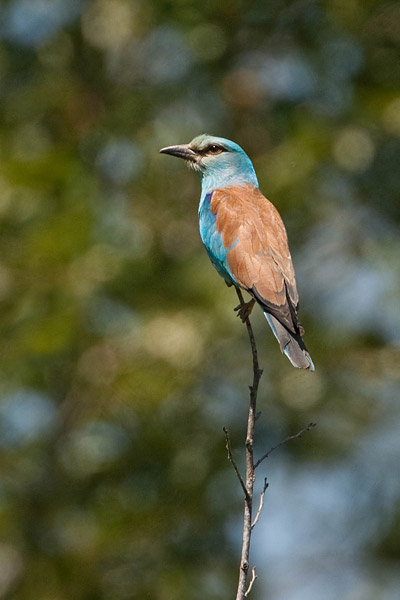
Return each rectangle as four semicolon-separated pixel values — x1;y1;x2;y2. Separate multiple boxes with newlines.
264;313;315;371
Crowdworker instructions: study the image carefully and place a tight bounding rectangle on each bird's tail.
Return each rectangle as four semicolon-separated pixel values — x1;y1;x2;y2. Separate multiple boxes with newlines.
264;313;315;371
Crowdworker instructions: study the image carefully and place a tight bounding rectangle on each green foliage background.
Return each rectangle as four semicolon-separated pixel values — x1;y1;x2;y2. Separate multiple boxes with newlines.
0;1;399;598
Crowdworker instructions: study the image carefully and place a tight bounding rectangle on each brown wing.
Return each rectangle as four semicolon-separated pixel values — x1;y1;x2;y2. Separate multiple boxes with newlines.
211;185;300;333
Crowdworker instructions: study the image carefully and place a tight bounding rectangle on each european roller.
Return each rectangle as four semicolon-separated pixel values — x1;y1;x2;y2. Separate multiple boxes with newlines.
160;134;314;370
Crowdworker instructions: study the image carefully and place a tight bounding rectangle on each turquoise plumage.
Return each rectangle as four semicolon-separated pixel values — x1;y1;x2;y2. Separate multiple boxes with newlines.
199;192;236;285
160;134;314;370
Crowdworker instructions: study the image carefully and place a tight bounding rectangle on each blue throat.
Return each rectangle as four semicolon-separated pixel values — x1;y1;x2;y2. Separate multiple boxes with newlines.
199;151;259;201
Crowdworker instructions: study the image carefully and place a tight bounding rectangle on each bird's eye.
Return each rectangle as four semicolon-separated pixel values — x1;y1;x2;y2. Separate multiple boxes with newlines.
208;144;223;154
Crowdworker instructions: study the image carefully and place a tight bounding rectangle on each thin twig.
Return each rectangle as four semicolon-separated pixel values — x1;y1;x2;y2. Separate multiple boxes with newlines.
229;291;316;598
251;478;268;530
234;288;263;600
223;427;248;499
244;567;257;597
254;422;316;470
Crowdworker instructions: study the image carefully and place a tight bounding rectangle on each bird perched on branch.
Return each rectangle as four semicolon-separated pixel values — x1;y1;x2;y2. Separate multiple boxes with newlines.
160;134;314;370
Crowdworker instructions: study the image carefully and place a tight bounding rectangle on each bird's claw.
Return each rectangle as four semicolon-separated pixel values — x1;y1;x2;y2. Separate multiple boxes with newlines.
234;299;256;322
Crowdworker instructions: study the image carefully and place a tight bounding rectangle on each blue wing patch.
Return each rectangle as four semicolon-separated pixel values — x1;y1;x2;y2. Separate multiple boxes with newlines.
199;192;237;286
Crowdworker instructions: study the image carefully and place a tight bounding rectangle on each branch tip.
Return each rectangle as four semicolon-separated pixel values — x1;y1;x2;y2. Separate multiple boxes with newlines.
223;427;248;498
254;422;317;470
251;478;269;529
245;567;257;597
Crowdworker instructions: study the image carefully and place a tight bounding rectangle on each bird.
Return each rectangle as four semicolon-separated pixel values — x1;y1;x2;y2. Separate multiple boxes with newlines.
160;134;314;370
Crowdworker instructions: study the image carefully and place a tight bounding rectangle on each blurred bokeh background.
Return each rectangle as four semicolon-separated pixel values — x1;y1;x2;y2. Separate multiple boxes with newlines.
0;0;399;598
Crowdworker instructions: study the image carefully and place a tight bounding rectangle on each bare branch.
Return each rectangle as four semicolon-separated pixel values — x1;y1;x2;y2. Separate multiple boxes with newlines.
245;567;257;597
251;478;268;530
254;422;317;470
229;289;315;599
223;427;248;499
233;288;263;600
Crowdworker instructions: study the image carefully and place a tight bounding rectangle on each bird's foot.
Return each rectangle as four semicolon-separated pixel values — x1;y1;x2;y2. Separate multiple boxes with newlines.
234;298;256;322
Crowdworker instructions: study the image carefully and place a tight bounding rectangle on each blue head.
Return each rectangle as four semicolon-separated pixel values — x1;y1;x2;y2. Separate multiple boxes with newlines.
160;134;259;195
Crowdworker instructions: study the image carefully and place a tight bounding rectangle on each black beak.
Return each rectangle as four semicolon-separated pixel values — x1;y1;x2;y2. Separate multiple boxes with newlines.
159;144;198;162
